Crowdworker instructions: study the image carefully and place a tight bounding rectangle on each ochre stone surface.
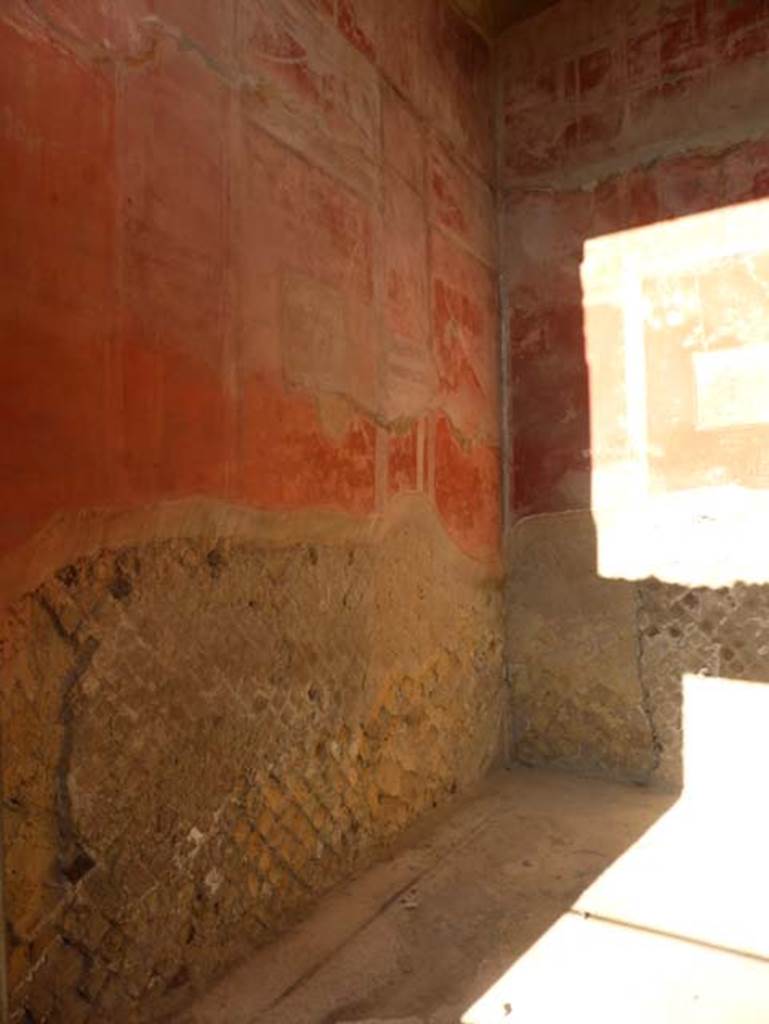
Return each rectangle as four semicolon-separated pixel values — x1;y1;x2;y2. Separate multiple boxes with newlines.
507;512;655;781
507;509;769;792
1;508;504;1023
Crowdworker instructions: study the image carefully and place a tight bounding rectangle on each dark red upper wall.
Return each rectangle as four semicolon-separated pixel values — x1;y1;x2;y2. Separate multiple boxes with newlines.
0;0;501;577
498;0;769;517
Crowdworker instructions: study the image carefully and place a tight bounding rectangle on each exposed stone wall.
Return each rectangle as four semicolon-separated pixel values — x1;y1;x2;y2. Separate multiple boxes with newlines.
506;512;656;782
507;510;769;791
637;576;769;790
1;508;504;1023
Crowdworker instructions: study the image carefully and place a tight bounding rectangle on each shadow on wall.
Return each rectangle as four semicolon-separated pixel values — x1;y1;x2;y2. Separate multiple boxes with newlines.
465;3;769;1018
507;190;769;794
311;189;769;1024
466;126;769;1024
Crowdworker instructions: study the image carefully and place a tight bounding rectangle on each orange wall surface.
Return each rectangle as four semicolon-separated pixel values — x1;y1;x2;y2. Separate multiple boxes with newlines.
0;0;500;577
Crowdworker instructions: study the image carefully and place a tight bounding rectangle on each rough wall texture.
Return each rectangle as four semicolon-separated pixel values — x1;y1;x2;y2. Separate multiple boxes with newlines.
0;0;499;566
508;510;769;792
0;1;503;1021
637;575;769;790
507;513;655;782
1;504;504;1023
499;1;769;781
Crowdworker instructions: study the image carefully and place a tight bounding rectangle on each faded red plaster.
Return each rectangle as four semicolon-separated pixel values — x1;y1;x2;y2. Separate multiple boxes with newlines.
388;425;419;497
238;375;376;515
140;0;235;60
722;139;769;202
337;0;377;61
434;414;500;560
239;0;380;198
384;170;430;348
8;0;235;60
431;231;499;445
117;342;232;502
508;292;588;515
238;122;378;414
499;0;769;192
241;125;374;306
665;0;709;73
13;0;141;54
424;0;494;178
0;0;499;573
428;138;495;265
0;18;115;553
378;0;431;115
382;84;425;194
119;45;229;371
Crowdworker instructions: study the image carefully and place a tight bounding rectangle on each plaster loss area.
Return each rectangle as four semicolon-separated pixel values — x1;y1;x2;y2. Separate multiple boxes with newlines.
1;518;503;1023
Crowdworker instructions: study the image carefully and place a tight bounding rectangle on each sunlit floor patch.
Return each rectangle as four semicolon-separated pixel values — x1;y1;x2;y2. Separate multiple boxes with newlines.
462;909;769;1024
463;674;769;1024
182;763;769;1024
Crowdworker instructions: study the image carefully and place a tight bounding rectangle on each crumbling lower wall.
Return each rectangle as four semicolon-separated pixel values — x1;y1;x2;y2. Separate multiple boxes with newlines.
1;501;504;1023
636;576;769;790
506;512;656;782
507;510;769;790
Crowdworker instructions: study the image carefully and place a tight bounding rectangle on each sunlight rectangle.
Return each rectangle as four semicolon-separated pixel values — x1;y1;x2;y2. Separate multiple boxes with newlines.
583;198;769;586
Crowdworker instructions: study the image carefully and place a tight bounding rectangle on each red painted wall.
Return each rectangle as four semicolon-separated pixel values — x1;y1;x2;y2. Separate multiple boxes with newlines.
0;0;500;571
499;0;769;517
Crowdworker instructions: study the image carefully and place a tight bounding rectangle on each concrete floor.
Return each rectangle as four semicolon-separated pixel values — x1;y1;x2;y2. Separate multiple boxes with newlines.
177;767;769;1024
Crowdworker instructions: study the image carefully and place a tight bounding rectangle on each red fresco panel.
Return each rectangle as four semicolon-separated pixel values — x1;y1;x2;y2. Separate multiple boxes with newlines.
118;46;231;499
382;85;425;195
434;414;500;560
431;232;498;445
0;20;116;551
384;170;430;349
388;424;419;498
428;138;495;266
238;374;376;514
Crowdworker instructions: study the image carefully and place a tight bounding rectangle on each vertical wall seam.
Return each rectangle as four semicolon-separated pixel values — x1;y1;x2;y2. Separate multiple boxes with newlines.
633;582;663;779
0;706;8;1024
493;33;514;765
494;89;511;545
